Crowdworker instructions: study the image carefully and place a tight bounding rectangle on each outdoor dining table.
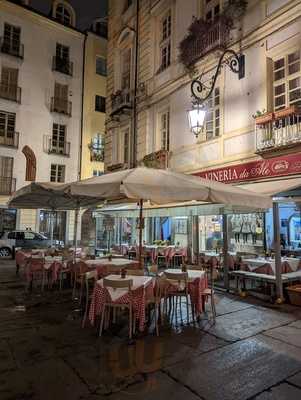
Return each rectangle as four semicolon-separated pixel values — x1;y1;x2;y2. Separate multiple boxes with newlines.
83;258;141;277
89;274;154;331
241;257;301;275
162;269;208;316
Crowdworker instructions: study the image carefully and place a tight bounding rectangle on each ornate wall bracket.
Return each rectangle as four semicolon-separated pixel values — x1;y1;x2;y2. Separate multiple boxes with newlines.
191;50;245;105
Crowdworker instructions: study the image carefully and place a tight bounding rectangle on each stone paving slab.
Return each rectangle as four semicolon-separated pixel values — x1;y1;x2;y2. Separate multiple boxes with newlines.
263;324;301;348
164;335;301;400
253;383;301;399
199;306;296;341
288;320;301;329
213;294;255;316
0;339;16;373
287;371;301;388
0;358;89;400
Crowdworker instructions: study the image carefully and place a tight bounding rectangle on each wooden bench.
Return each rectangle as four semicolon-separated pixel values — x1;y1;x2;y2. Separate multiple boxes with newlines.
229;270;301;299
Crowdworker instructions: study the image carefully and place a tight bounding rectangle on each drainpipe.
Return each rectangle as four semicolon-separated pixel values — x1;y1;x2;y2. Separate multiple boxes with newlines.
131;0;140;168
79;33;87;180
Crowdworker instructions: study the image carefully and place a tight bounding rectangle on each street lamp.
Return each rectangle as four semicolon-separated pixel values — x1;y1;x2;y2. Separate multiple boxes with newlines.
187;104;206;138
188;49;245;138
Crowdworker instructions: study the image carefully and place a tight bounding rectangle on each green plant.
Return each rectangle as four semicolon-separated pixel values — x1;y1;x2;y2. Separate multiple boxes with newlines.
252;109;266;119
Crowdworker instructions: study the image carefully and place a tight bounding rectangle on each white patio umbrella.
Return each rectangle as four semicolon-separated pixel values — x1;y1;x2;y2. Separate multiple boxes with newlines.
68;167;272;266
9;182;101;251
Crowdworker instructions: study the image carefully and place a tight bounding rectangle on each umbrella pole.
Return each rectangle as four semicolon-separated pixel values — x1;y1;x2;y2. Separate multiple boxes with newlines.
50;210;54;247
273;202;283;303
138;199;143;269
222;214;229;291
73;208;79;262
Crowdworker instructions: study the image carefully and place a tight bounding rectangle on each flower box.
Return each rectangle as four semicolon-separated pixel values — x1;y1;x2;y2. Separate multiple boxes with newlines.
274;106;301;119
255;112;274;125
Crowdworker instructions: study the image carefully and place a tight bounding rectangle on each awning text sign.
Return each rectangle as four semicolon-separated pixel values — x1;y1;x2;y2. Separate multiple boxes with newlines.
194;153;301;183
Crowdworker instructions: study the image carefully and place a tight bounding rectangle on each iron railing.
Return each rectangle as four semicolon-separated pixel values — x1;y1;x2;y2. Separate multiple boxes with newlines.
0;132;19;148
52;56;73;76
256;112;301;153
0;83;21;103
0;37;24;59
50;97;72;116
44;135;70;156
0;177;16;195
111;89;132;116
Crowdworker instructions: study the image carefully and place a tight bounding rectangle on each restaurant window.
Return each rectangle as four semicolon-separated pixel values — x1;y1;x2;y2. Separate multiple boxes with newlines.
204;87;220;140
0;111;15;142
273;50;301;110
55;4;72;26
3;23;21;54
159;10;171;72
96;57;107;76
203;0;221;22
95;95;106;113
50;164;65;182
39;210;66;243
121;49;131;90
159;110;170;151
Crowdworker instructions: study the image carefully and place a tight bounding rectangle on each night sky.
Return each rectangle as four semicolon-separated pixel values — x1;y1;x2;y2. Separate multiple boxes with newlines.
30;0;108;31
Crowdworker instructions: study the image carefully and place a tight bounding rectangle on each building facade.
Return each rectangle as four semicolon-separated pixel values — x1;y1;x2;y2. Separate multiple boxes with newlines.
0;0;84;243
81;19;107;180
105;0;301;254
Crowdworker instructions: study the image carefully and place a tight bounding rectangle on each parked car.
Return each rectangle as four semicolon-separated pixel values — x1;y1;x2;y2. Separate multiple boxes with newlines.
0;230;52;258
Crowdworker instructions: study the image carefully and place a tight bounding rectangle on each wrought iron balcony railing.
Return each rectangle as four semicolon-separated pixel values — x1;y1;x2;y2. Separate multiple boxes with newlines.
44;135;70;156
0;83;21;103
0;37;24;59
52;56;73;76
110;89;132;117
255;106;301;156
0;132;19;148
50;97;72;116
0;177;16;195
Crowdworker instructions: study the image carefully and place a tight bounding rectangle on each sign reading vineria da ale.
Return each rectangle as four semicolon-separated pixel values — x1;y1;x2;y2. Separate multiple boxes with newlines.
194;153;301;183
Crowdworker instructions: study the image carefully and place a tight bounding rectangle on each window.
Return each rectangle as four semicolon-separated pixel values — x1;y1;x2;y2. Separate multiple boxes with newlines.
0;67;19;102
52;124;66;150
56;43;69;61
95;95;106;112
121;49;131;89
94;22;107;38
0;156;13;178
159;10;171;72
2;23;21;55
90;134;104;162
0;111;15;140
111;130;120;165
204;0;221;22
50;164;65;182
56;4;72;26
54;82;68;100
123;129;129;163
96;57;107;76
204;87;220;139
273;50;301;110
159;110;170;151
93;170;103;177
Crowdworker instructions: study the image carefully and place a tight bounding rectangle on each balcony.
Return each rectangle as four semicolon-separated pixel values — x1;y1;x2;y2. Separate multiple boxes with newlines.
255;106;301;158
0;132;19;149
0;83;21;103
110;89;132;117
0;37;24;59
44;135;70;157
142;149;170;169
52;56;73;76
179;17;230;69
50;97;72;116
0;177;16;195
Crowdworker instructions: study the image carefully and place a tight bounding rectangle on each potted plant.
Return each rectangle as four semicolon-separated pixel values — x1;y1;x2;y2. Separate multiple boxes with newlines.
252;109;274;125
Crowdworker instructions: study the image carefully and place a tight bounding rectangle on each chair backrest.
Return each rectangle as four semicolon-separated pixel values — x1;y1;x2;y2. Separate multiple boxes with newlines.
103;277;133;289
126;269;144;276
164;271;188;281
85;269;98;281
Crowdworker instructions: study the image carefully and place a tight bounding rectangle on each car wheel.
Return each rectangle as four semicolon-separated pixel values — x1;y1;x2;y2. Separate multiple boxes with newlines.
0;247;12;258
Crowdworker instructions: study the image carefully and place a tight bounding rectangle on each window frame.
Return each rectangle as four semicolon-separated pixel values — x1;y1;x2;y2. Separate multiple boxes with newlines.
96;56;107;76
0;110;15;139
203;86;221;140
50;164;65;183
159;9;172;72
158;110;170;151
95;95;106;113
56;4;72;26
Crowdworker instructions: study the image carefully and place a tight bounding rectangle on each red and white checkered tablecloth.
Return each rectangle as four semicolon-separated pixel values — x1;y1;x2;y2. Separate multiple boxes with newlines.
88;275;154;332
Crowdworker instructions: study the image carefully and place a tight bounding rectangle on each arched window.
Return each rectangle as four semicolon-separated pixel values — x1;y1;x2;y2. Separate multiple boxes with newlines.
56;4;72;26
22;146;36;181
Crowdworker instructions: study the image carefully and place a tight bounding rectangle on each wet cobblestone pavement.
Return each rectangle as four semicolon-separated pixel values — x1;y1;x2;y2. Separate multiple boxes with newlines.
1;259;301;400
